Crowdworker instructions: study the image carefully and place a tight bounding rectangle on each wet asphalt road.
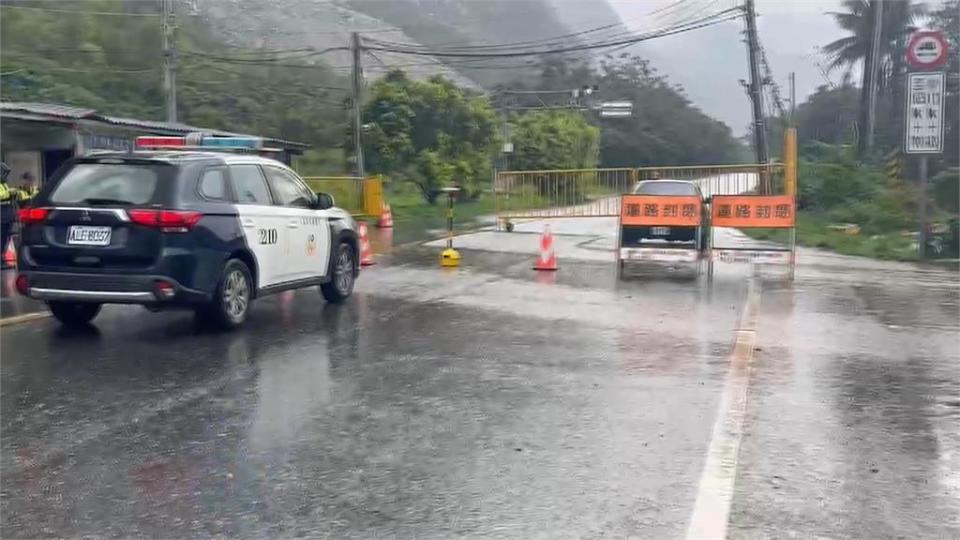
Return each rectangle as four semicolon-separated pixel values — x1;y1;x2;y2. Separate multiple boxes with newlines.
1;242;958;538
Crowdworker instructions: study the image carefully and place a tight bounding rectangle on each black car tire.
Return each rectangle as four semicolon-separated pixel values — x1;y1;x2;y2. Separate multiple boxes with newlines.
48;301;101;326
321;242;356;303
204;259;253;330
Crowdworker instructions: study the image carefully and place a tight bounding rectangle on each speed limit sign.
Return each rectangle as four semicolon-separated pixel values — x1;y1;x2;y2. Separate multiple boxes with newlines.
906;30;949;70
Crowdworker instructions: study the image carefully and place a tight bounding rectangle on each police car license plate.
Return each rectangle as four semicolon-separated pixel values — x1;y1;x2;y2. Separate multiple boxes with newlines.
68;226;112;246
651;226;671;236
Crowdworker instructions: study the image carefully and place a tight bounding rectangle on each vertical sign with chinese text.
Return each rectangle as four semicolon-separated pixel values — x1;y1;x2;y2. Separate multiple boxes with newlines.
905;72;945;154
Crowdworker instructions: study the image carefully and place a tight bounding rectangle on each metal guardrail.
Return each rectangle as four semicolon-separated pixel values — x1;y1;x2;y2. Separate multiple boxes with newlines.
494;163;785;226
302;175;384;217
494;168;637;221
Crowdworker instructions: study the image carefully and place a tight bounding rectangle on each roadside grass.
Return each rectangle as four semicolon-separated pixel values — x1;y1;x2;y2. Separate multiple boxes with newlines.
743;212;918;261
388;191;496;225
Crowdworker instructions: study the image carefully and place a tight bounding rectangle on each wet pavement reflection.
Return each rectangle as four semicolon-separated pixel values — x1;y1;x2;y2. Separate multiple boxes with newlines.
729;270;960;539
1;242;957;538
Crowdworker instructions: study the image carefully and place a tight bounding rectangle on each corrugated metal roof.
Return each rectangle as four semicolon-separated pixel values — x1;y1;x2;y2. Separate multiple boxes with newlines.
1;101;309;149
0;102;101;120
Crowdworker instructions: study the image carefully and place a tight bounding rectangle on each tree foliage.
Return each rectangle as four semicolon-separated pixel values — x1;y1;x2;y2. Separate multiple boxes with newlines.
509;111;599;171
765;84;860;158
360;70;499;203
817;0;958;168
506;56;747;168
823;0;926;89
0;0;349;150
822;0;930;156
931;0;959;167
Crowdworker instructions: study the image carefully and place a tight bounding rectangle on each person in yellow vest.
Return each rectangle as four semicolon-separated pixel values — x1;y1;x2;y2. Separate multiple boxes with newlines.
17;171;39;203
0;162;15;269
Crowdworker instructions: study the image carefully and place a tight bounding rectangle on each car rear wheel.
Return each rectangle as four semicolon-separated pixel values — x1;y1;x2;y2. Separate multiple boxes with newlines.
48;301;101;326
321;242;355;303
204;259;253;330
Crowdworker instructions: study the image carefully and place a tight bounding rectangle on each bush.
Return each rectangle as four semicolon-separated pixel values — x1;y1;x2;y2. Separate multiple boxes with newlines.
798;158;883;212
932;167;959;214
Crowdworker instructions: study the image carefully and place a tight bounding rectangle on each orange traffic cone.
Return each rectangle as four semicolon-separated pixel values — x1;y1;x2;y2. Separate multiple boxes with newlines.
533;225;558;271
3;238;15;269
358;222;376;266
377;202;394;229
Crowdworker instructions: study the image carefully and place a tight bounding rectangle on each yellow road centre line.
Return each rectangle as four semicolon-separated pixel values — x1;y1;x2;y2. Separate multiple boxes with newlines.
685;277;760;540
0;311;50;327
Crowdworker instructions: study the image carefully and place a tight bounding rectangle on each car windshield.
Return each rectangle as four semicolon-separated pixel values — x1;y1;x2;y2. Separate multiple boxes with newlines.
49;163;167;206
634;180;698;196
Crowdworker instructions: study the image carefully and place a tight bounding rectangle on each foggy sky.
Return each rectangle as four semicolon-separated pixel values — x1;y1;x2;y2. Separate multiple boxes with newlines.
606;0;846;135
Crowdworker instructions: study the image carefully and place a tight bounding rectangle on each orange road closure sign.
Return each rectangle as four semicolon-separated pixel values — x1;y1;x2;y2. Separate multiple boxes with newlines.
620;195;702;226
711;195;796;228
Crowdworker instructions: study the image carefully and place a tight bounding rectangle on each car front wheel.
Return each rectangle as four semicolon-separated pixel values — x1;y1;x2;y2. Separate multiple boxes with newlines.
321;242;356;303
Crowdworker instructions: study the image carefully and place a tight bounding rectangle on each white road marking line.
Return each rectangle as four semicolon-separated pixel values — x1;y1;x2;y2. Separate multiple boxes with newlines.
0;311;50;327
685;277;760;540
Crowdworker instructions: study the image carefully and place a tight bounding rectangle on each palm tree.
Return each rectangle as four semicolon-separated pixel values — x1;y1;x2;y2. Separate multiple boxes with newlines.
823;0;927;154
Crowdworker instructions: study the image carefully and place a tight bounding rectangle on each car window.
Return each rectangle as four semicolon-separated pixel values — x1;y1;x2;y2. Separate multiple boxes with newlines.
264;166;314;208
199;167;228;201
49;163;165;205
634;181;698;196
229;165;272;205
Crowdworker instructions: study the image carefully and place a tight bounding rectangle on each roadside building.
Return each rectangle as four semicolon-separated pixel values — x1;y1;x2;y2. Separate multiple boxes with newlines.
0;102;309;186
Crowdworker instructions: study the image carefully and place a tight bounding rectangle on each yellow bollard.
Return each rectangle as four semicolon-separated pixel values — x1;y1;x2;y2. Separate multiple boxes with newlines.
439;187;461;267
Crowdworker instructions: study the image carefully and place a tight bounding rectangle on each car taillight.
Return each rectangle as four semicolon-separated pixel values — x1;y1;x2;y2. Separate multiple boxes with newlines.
128;209;203;232
18;207;50;225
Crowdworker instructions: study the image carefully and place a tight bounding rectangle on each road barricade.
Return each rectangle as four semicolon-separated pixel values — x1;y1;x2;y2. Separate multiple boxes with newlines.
617;194;704;271
494;163;783;231
301;175;384;217
708;194;797;277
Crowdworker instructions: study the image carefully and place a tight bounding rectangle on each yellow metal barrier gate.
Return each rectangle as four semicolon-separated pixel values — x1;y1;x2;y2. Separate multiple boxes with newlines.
495;163;783;229
301;175;384;217
495;168;636;224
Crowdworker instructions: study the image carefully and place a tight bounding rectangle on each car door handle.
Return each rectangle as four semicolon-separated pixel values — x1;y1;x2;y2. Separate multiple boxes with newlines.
287;220;299;229
241;218;256;228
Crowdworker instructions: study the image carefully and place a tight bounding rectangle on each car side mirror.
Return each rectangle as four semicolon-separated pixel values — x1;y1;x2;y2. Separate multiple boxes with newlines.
315;192;335;210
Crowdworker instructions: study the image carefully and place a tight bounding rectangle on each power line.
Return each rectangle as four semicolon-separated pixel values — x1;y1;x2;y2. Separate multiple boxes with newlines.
646;0;694;18
363;9;742;58
179;62;349;91
758;45;787;119
363;2;737;55
0;3;159;16
364;23;624;52
179;46;348;65
0;63;156;73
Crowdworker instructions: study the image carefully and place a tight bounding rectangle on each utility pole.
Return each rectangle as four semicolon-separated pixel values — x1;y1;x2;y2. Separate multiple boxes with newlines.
743;0;769;178
161;0;177;123
789;71;796;124
350;32;365;178
862;0;883;156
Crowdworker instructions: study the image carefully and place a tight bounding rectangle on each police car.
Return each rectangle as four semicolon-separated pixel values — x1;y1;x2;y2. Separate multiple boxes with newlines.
15;135;360;329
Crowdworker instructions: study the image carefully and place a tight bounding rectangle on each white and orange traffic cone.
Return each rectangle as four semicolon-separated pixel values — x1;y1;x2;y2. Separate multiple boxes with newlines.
3;238;16;269
358;222;376;266
377;202;394;229
533;225;558;271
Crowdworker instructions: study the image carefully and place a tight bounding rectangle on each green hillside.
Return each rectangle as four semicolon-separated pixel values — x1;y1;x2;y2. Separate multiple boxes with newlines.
0;0;349;149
